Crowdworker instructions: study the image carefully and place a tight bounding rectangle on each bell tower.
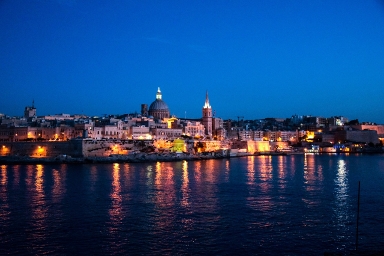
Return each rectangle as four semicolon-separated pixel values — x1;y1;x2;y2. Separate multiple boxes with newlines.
202;91;212;136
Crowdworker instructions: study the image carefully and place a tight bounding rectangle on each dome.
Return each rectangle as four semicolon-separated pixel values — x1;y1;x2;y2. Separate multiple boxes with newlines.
148;87;170;119
149;99;169;111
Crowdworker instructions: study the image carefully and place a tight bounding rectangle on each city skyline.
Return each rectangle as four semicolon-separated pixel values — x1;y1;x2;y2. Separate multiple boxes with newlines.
1;1;384;123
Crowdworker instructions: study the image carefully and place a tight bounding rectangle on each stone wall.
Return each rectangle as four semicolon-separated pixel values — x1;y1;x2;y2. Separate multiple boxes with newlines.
82;140;135;157
0;140;83;157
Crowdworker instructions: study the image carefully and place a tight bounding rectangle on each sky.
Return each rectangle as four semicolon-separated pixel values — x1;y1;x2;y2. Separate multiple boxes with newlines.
1;0;384;123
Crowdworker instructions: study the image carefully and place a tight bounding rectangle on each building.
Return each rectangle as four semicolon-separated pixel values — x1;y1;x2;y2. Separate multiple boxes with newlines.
151;128;182;140
148;87;170;120
130;126;151;140
183;121;205;138
202;91;212;136
334;128;379;144
24;101;36;119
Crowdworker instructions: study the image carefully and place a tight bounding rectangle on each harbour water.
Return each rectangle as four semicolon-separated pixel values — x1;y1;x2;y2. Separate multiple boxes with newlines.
1;154;384;255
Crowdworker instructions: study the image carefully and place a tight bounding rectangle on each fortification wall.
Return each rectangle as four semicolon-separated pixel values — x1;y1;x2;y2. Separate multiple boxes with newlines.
0;140;83;158
82;140;135;157
246;141;271;153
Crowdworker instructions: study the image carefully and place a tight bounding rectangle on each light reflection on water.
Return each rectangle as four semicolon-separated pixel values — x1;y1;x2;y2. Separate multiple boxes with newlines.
258;156;273;209
247;155;255;182
224;159;230;182
109;163;123;229
154;162;176;232
0;165;10;231
181;160;190;209
334;159;350;226
1;164;7;188
29;164;48;253
277;155;286;180
0;155;384;255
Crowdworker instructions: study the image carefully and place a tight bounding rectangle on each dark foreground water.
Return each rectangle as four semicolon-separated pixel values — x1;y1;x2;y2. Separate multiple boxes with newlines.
1;154;384;255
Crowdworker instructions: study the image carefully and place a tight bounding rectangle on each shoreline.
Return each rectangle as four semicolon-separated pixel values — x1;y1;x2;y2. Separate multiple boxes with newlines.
0;151;383;164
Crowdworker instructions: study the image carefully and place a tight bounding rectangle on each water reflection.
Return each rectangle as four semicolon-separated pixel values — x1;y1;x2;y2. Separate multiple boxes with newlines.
204;159;216;183
29;164;48;250
303;154;314;185
180;160;194;232
334;159;349;225
194;161;201;183
12;165;20;187
250;156;273;212
277;155;286;180
0;165;9;227
52;165;66;204
181;160;190;208
153;162;176;230
303;154;324;189
1;156;383;255
146;164;154;187
109;163;123;231
1;164;6;187
121;163;131;187
289;155;297;176
224;159;230;182
26;165;34;188
89;165;98;192
247;156;255;183
246;156;258;211
304;154;315;187
259;156;273;181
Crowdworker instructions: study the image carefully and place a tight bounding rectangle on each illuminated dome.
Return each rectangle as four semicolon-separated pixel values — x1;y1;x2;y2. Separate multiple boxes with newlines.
148;87;170;119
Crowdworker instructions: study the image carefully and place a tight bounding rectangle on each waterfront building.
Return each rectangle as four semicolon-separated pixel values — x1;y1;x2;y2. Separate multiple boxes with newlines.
215;127;226;141
350;123;384;138
88;126;103;140
252;130;264;141
183;121;205;138
279;131;298;143
148;87;170;120
151;128;183;140
202;91;213;137
130;126;151;140
334;128;379;144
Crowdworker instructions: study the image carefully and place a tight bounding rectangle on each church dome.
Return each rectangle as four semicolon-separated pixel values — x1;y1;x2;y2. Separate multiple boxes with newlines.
149;99;169;111
148;87;170;119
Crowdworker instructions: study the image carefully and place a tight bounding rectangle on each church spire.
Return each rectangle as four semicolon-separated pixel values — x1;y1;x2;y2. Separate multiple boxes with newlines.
203;90;211;109
156;87;162;100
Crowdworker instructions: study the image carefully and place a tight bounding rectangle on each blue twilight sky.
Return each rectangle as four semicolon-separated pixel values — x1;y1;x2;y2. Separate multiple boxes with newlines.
1;0;384;123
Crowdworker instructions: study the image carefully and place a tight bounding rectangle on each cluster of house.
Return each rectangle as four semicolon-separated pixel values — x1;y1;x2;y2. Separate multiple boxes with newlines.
0;89;383;155
226;116;384;146
0;90;224;143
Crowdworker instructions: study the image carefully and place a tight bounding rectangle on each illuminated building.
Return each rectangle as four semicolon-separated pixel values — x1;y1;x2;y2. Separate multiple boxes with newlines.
202;91;212;136
183;121;205;138
148;87;170;120
151;128;182;140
